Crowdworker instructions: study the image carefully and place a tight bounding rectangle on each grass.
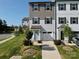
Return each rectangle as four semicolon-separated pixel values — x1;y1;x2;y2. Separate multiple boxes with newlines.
0;34;42;59
0;34;25;59
57;45;79;59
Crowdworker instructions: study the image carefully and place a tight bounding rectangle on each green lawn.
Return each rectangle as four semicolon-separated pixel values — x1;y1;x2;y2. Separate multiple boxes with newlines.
57;45;79;59
0;34;42;59
0;34;25;59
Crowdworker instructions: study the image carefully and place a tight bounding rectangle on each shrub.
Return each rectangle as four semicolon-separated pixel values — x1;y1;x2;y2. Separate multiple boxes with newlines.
23;40;33;46
38;40;42;43
25;29;33;40
23;28;33;46
63;24;72;37
54;40;61;45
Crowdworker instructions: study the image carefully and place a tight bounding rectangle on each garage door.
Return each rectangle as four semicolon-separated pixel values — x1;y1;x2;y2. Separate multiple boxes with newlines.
43;32;52;41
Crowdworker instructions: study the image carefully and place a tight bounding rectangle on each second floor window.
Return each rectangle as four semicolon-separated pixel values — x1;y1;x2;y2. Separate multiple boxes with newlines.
45;3;52;11
32;4;40;11
32;17;40;24
58;4;66;10
45;17;52;24
70;4;78;10
70;17;78;24
59;17;66;24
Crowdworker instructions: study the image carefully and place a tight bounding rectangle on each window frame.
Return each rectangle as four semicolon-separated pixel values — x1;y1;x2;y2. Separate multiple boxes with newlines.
58;4;66;11
32;17;40;24
59;17;66;24
45;17;52;24
70;17;78;24
70;3;78;10
32;4;40;11
45;3;52;11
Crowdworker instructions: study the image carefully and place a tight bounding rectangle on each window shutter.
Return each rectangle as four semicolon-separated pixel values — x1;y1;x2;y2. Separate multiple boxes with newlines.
38;18;40;24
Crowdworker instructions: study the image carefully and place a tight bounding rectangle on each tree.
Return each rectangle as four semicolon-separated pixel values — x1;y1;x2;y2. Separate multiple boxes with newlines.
0;19;3;33
63;24;72;43
23;28;33;46
18;26;24;34
25;28;33;40
3;20;7;32
63;25;72;37
11;25;15;32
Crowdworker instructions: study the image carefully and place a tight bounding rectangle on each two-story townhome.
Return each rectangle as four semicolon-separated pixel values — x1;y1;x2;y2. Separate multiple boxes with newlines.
56;0;79;40
29;2;55;41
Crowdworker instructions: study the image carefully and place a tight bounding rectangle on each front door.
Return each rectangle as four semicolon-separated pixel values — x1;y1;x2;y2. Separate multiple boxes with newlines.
61;31;64;40
34;30;40;40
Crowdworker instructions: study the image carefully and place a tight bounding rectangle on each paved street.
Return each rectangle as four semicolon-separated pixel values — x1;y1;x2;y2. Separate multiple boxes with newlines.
0;34;12;41
0;35;15;44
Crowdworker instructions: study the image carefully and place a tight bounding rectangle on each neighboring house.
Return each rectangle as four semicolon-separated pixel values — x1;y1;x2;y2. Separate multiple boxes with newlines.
22;17;29;27
29;2;55;41
56;0;79;40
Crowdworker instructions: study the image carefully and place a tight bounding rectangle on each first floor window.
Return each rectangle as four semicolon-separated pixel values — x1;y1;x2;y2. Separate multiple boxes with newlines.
70;17;78;24
32;17;40;24
45;17;52;24
59;17;66;24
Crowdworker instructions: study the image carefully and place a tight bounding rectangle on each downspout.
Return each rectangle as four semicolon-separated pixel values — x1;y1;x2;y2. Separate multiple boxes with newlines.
55;1;57;40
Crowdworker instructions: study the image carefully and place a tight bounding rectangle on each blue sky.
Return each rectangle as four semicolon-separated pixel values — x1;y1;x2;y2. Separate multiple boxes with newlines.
0;0;49;26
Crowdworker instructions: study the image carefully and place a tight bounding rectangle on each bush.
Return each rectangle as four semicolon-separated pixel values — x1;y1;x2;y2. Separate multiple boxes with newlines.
38;40;42;43
54;40;61;45
23;29;33;46
25;29;33;40
23;40;33;46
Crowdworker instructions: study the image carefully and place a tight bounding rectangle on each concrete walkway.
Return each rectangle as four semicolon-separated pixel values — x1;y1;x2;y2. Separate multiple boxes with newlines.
42;41;61;59
0;35;15;44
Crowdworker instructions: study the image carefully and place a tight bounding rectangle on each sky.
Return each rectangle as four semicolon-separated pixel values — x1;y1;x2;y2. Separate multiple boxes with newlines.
0;0;51;26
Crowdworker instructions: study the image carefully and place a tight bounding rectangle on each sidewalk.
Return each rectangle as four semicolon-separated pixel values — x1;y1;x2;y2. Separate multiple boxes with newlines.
42;41;61;59
0;35;15;44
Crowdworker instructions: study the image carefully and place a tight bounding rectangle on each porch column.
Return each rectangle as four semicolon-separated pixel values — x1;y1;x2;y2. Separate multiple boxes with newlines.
57;29;60;40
